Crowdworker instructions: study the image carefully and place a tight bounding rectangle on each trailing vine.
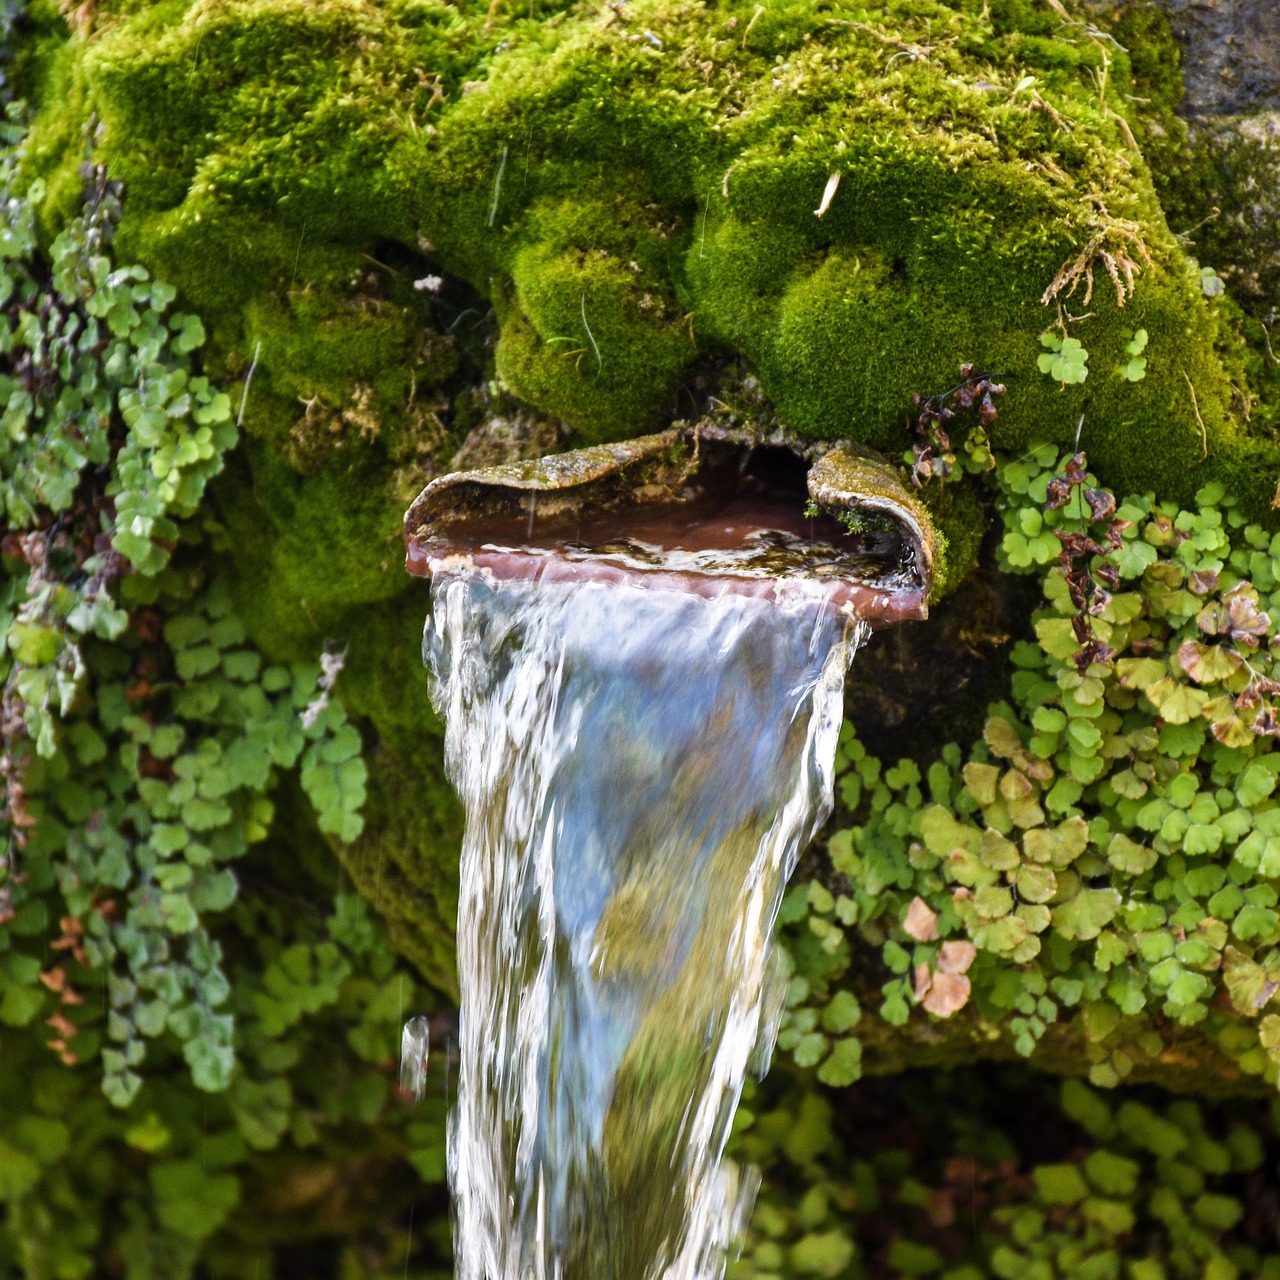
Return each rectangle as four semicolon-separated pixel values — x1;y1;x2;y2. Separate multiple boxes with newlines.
771;438;1280;1096
2;128;451;1278
906;364;1005;489
1;141;371;1101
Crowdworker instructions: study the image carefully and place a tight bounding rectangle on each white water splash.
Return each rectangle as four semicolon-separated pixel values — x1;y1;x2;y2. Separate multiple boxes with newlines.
426;573;864;1280
400;1015;432;1102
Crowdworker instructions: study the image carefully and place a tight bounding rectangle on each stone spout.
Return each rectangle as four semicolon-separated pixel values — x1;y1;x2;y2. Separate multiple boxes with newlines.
404;427;936;626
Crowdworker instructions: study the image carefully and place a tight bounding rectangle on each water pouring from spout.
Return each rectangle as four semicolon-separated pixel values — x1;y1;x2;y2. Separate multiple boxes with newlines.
406;429;934;1280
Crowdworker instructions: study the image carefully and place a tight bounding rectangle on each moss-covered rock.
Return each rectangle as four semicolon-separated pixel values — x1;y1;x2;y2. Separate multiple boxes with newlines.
18;0;1280;508
15;0;1280;998
8;0;1280;1272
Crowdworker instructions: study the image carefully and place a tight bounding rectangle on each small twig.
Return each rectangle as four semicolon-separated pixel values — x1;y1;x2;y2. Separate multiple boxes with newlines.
1173;206;1221;246
924;369;1013;406
1109;108;1138;153
824;16;941;60
360;252;400;275
404;1204;415;1279
741;4;764;46
487;144;508;228
237;341;262;429
581;294;601;376
289;217;308;290
814;171;841;218
1183;369;1208;459
1258;317;1276;367
1029;93;1073;134
1041;211;1153;308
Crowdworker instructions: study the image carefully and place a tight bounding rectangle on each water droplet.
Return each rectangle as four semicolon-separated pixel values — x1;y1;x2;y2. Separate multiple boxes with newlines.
400;1015;431;1102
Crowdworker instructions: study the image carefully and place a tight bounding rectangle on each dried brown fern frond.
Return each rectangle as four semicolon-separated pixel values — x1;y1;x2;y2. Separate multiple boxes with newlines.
1041;204;1155;308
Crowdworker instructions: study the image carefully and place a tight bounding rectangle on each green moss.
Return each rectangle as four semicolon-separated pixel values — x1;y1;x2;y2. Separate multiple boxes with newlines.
210;435;468;990
327;587;464;995
490;192;697;437
243;284;455;464
215;445;403;642
2;1;69;111
18;0;1279;516
731;1066;1280;1280
918;479;985;598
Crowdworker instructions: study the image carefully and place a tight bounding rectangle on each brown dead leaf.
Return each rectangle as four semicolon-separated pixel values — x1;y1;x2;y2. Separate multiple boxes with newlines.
46;1039;77;1067
45;1011;76;1040
938;940;977;975
922;972;971;1018
914;961;933;1003
927;1187;956;1228
38;967;66;993
1225;585;1271;648
903;895;939;942
1178;639;1242;685
50;915;87;964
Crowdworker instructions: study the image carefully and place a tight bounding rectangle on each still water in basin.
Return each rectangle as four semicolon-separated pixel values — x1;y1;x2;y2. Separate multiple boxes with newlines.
425;565;866;1279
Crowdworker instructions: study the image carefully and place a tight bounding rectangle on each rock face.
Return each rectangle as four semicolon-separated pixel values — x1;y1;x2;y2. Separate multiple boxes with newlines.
1155;0;1280;116
1179;111;1280;317
1104;0;1280;326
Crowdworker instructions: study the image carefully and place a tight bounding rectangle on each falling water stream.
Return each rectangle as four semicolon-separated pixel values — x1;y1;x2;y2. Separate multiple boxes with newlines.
424;568;866;1280
406;432;931;1278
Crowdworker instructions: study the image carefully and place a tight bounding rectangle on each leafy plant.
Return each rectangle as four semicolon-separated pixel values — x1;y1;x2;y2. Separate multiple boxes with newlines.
1199;265;1225;298
732;1068;1280;1280
1038;332;1090;386
0;128;454;1279
1120;327;1149;382
906;364;1005;487
773;438;1280;1120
